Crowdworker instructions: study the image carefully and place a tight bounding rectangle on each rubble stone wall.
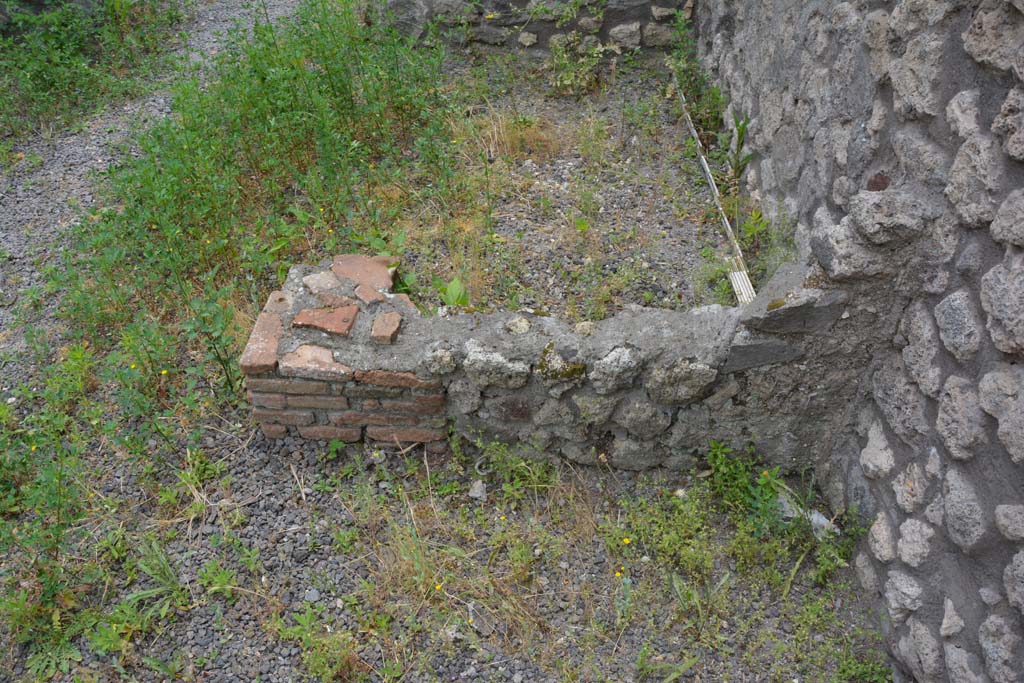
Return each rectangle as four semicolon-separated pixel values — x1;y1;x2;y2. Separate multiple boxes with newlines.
383;0;693;50
694;0;1024;680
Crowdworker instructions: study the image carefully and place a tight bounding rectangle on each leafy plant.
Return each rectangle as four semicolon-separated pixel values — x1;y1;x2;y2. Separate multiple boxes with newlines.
546;31;607;96
726;111;754;182
433;276;469;308
198;558;238;601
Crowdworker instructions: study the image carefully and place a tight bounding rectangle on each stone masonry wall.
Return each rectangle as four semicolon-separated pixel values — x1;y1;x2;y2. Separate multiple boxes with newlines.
385;0;692;50
694;0;1024;680
242;253;866;475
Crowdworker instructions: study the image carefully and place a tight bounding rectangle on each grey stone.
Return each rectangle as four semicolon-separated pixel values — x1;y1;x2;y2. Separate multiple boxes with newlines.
742;275;848;335
900;302;943;398
979;365;1024;464
942;598;966;637
855;551;880;592
467;479;486;501
865;10;890;80
869;512;897;563
894;463;929;513
641;22;675;47
650;5;676;20
945;133;1004;228
721;332;802;373
848;189;942;245
577;16;601;33
590;346;642;395
861;421;896;480
608;21;641;49
874;355;929;447
992;87;1024;162
470;24;508;45
926;447;942;479
612;395;671;440
464;340;530;389
948;90;983;139
890;0;961;38
962;0;1024;81
571;391;619;427
981;585;1004;606
944;468;989;551
1006;551;1024;616
664;405;711;452
898;518;935;568
934;290;984;361
991;189;1024;247
560;442;598;466
385;0;430;37
890;32;944;119
885;569;925;623
995;505;1024;541
448;377;481;415
979;614;1024;683
517;31;537;47
610;437;663;470
423;346;457;375
980;250;1024;355
958;240;985;275
810;209;890;280
898;617;945;682
894;128;952;188
937;376;989;461
645;358;717;404
944;643;990;683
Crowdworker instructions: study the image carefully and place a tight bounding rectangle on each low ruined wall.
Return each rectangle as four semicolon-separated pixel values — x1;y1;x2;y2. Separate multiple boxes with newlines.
241;255;855;471
385;0;692;50
695;0;1024;680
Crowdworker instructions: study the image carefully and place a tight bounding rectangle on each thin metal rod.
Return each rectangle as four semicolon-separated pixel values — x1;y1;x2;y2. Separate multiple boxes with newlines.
671;73;756;305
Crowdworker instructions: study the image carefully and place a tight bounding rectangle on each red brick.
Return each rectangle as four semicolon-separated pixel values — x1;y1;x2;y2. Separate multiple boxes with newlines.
263;290;292;314
246;377;330;394
379;397;445;415
366;426;446;444
279;344;354;381
249;392;287;409
292;306;359;337
298;425;363;442
354;370;440;390
287;394;349;410
361;399;382;410
329;411;419;426
260;423;288;439
371;311;402;345
254;408;315;426
240;312;283;375
355;284;385;304
332;254;395;291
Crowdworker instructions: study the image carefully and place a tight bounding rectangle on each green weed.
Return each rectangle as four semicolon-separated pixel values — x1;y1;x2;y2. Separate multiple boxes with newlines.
0;0;184;137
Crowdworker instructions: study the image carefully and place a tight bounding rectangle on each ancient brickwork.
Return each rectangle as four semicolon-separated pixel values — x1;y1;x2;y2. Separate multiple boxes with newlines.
696;0;1024;680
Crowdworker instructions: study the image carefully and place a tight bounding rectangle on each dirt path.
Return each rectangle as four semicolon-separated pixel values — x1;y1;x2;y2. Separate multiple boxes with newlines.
0;0;302;388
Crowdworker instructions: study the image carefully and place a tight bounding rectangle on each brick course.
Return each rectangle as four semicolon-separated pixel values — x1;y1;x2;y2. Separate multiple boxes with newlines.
240;255;445;448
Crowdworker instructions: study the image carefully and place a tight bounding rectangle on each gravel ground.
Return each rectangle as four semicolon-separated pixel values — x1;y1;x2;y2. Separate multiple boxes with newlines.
0;0;302;392
402;52;728;319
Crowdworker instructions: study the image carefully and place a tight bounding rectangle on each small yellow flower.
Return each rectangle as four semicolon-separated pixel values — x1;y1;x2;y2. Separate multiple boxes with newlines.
205;239;211;244
130;363;136;369
328;229;334;234
435;583;442;591
499;515;506;521
622;537;631;545
485;12;495;19
31;445;37;452
615;571;622;577
319;207;325;213
161;369;168;376
468;617;474;624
